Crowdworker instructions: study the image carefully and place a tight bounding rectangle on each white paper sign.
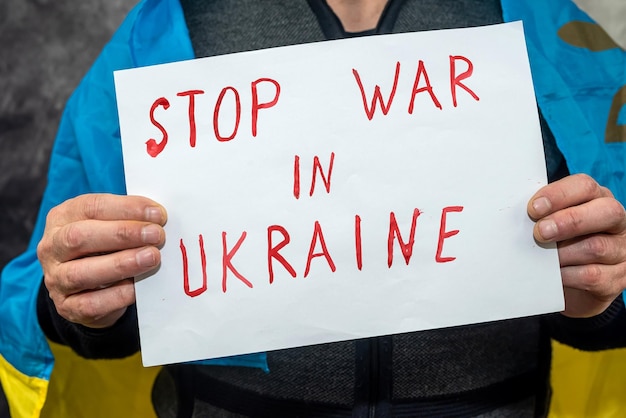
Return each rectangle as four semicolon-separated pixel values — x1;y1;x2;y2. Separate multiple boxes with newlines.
115;22;564;367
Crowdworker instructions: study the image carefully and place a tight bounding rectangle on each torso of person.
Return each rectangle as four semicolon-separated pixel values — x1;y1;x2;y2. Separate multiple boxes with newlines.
150;1;564;416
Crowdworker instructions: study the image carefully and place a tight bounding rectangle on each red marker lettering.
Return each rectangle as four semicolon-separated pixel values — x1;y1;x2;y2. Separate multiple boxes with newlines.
251;78;281;137
293;155;301;199
408;60;442;112
180;235;207;297
355;214;363;270
213;86;241;142
177;90;205;147
304;221;336;277
387;208;421;267
146;97;170;158
352;61;401;120
450;56;479;107
222;231;253;292
267;225;297;283
436;206;464;263
309;152;335;196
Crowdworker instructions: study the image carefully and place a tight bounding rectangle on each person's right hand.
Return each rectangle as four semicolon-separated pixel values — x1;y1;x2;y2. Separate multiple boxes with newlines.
37;193;167;329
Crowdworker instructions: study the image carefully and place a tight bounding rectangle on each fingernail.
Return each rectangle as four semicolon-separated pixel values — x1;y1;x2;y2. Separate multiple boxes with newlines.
532;197;552;216
538;219;558;240
136;248;157;268
145;206;164;223
142;224;162;244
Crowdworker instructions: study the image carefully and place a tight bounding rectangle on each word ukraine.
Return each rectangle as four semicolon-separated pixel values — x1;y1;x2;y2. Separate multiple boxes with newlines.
180;206;465;297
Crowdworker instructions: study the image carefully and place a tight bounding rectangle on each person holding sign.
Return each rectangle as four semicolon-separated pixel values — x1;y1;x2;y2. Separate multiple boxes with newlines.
2;0;626;417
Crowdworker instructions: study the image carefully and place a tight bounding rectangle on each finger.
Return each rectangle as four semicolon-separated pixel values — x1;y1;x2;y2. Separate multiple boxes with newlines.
532;196;626;242
55;278;136;328
557;234;626;267
561;287;616;318
560;262;626;301
51;219;165;262
51;246;161;295
47;193;167;227
528;173;612;220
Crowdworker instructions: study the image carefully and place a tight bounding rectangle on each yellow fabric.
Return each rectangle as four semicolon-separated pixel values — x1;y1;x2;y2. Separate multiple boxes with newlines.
40;341;160;418
549;339;626;417
5;338;626;417
0;354;49;418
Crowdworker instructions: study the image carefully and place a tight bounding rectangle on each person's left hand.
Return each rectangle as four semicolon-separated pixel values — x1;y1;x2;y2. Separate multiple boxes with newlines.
528;173;626;318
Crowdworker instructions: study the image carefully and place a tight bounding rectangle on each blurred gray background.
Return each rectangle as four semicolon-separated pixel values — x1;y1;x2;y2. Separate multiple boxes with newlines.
0;1;136;415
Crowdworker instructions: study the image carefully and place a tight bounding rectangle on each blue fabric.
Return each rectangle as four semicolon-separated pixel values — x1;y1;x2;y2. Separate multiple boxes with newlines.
501;0;626;303
501;0;626;204
0;0;267;382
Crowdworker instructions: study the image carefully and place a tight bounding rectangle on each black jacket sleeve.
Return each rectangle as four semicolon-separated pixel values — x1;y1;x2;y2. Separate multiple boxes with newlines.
37;279;140;359
545;295;626;350
540;111;626;350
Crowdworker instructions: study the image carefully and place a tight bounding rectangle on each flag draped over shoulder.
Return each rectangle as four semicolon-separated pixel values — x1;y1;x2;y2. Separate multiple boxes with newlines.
0;1;265;417
502;0;626;204
502;3;626;418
